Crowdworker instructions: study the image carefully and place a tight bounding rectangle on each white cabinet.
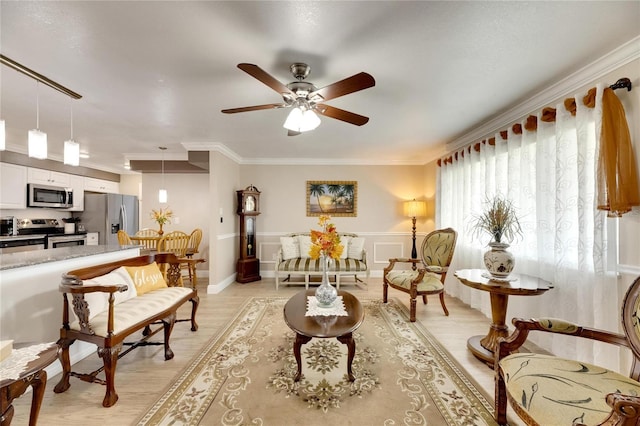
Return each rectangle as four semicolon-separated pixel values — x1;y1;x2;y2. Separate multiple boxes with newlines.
65;175;85;211
0;163;27;209
84;177;119;194
27;167;70;186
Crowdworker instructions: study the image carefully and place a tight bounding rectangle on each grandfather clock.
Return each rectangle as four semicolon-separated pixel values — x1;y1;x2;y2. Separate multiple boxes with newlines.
236;185;261;283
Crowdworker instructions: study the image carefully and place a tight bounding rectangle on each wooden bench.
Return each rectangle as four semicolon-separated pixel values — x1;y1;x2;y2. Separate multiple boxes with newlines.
274;232;369;290
53;253;198;407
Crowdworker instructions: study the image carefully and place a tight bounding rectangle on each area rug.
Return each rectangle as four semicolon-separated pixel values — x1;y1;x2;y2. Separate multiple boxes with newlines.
136;297;498;425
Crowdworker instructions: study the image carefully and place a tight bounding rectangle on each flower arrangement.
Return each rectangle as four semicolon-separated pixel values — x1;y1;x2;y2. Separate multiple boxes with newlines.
309;215;344;260
150;207;173;226
471;195;522;244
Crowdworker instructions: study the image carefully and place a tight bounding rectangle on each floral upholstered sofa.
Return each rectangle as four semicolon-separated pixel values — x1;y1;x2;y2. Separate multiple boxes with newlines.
274;232;369;290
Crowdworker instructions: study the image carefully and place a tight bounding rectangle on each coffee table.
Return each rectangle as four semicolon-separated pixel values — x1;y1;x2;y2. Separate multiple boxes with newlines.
283;289;364;382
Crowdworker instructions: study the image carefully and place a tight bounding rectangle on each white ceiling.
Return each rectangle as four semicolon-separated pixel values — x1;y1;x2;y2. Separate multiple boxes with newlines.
1;1;639;174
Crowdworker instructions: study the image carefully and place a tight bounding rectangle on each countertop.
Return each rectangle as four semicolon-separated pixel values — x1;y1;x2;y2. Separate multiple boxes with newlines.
0;245;138;271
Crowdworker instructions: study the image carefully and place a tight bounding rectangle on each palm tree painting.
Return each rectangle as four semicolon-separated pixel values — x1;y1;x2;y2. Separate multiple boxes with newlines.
306;181;357;216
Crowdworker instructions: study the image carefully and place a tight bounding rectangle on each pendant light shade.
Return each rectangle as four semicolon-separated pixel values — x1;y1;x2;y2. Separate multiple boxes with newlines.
63;100;80;166
28;82;47;159
0;120;5;151
158;146;167;203
64;140;80;166
28;129;47;159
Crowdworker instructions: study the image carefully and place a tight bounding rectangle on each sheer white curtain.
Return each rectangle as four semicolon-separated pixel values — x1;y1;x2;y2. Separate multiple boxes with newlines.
438;84;622;371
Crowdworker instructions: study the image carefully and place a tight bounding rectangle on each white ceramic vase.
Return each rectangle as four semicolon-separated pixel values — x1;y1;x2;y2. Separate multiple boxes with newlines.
483;242;515;278
315;255;337;306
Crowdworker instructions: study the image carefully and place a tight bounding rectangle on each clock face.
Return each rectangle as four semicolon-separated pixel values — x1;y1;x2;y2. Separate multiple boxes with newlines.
245;195;255;212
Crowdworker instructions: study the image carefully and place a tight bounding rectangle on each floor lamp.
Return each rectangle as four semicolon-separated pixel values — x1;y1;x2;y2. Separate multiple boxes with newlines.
404;199;427;270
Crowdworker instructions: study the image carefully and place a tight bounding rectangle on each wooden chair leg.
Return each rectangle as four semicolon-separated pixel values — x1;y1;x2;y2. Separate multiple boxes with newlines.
53;338;73;394
422;294;428;304
189;295;200;331
439;292;449;316
410;297;417;322
495;368;509;425
98;346;120;407
383;281;388;303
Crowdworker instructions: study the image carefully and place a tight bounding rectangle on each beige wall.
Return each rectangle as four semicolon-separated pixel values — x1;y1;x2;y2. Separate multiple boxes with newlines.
237;164;433;282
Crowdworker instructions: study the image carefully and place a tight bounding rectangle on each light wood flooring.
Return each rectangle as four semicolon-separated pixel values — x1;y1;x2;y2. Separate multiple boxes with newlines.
11;277;522;425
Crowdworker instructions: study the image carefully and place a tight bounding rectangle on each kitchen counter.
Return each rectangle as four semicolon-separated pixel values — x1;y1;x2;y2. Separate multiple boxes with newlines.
0;245;137;271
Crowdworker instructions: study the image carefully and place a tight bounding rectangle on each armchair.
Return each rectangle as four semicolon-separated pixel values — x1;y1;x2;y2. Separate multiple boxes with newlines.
383;227;457;322
495;275;640;426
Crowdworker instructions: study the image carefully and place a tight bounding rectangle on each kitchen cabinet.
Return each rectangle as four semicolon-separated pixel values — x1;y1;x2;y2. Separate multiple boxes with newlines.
27;167;70;186
64;175;85;211
0;163;27;209
84;177;119;194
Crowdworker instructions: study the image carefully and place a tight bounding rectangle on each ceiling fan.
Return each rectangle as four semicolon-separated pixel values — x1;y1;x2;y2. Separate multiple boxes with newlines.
221;63;375;136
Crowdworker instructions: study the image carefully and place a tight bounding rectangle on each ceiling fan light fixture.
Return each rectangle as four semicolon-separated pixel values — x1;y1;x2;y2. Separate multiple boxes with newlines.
283;107;320;133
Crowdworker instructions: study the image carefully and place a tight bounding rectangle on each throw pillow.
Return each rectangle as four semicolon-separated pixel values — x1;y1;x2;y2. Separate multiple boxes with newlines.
81;266;137;319
340;235;352;259
348;237;365;260
280;236;300;260
297;235;313;258
125;262;168;295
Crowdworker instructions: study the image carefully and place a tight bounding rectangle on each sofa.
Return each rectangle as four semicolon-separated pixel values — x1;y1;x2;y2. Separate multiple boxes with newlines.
274;232;369;290
54;253;198;407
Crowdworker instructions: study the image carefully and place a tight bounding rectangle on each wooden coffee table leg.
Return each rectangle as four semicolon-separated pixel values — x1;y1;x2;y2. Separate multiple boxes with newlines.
28;370;47;426
293;333;312;382
337;333;356;381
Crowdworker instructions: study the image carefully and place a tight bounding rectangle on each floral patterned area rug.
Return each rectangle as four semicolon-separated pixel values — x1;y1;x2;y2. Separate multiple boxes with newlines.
137;297;497;426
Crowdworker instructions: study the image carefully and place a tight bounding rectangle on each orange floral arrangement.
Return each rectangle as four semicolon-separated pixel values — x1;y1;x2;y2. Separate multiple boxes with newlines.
309;215;344;260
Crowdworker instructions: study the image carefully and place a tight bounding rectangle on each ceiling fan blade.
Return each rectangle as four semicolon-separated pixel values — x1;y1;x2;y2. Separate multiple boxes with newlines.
221;103;288;114
287;130;301;137
316;104;369;126
308;72;375;102
237;63;294;96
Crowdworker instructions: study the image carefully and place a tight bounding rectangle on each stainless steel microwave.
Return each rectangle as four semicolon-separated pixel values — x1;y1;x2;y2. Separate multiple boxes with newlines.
27;183;73;208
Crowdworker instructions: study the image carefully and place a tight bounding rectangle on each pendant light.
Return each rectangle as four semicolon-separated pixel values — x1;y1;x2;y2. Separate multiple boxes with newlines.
63;99;79;166
158;146;168;203
28;81;47;159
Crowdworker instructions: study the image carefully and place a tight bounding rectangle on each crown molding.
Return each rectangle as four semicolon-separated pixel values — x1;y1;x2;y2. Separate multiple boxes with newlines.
446;36;640;154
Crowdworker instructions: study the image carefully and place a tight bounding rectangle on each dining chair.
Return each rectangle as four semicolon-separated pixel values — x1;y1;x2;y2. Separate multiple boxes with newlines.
116;230;132;246
135;228;160;238
383;227;457;322
183;228;204;283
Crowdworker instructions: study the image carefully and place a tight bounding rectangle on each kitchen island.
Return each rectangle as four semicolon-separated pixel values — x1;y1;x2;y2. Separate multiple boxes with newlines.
0;245;141;378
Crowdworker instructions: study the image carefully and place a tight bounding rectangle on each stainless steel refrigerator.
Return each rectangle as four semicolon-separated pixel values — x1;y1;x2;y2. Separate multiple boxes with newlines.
78;193;139;245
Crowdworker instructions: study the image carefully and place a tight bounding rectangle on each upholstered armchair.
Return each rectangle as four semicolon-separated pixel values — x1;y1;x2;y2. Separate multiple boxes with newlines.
383;227;457;322
495;275;640;426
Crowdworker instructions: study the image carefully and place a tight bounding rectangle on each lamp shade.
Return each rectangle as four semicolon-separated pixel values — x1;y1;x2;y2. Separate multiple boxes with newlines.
64;140;80;166
28;129;47;159
404;199;427;218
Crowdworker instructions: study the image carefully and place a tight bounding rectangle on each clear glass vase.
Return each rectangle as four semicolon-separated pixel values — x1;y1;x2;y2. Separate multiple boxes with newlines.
315;255;337;307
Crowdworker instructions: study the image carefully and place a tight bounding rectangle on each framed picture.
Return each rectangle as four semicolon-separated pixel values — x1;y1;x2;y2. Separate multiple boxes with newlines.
306;181;357;217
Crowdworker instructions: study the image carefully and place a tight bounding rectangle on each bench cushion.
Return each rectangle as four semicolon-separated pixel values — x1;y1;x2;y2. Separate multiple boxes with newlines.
69;286;193;337
82;267;137;320
500;352;640;426
277;257;367;273
125;262;168;295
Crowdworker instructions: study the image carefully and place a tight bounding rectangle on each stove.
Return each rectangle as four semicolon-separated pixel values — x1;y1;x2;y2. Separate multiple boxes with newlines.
18;218;88;249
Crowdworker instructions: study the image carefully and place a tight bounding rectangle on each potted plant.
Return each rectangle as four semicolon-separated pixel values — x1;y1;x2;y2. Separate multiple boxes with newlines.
471;195;522;278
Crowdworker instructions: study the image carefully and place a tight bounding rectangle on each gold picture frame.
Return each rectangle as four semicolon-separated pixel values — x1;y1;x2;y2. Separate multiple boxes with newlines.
306;180;357;217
